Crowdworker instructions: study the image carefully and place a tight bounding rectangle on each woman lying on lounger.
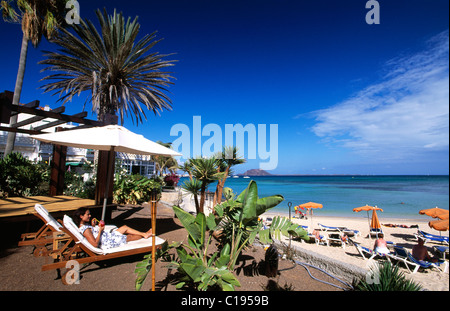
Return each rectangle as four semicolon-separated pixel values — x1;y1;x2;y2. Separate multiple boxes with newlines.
73;207;152;249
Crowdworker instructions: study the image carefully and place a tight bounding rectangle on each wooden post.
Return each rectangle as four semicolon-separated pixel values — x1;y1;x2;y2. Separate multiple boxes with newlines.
49;128;67;196
95;114;117;218
151;190;157;291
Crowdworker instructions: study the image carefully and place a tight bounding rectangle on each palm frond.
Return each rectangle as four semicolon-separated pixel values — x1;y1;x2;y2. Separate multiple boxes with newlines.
39;8;176;125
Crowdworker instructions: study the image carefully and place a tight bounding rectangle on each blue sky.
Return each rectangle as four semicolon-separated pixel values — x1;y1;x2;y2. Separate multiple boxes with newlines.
0;0;448;175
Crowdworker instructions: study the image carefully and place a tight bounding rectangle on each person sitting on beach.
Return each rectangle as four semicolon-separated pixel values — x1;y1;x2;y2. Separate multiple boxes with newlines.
373;233;390;254
73;207;152;249
412;237;438;263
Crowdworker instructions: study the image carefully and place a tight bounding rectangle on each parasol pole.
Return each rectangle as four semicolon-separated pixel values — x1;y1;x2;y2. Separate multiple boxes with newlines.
288;202;292;248
151;189;157;291
101;146;115;221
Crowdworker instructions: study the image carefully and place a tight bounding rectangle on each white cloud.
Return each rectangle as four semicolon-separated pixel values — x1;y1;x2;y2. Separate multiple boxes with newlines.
311;31;449;163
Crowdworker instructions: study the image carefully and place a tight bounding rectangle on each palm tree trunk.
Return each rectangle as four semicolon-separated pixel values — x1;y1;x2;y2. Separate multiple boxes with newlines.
4;34;29;156
193;193;200;214
216;167;230;205
199;183;206;214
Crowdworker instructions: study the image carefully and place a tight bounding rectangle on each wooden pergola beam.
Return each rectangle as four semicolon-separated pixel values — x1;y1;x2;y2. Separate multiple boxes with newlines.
0;126;41;135
11;106;66;128
1;90;112;211
34;111;88;131
8;105;103;127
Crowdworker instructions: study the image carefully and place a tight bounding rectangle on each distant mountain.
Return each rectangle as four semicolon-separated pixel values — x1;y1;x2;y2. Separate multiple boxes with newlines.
239;169;273;176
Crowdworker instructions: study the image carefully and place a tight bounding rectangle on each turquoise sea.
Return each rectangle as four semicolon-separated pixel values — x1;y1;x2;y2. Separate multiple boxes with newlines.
180;175;449;220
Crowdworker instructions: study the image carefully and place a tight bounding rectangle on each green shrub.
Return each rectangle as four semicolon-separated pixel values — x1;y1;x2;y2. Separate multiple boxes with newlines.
355;261;423;291
0;153;46;197
64;171;95;199
113;173;161;205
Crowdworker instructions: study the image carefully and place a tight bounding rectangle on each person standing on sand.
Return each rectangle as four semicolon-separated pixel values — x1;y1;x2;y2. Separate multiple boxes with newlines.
73;207;152;249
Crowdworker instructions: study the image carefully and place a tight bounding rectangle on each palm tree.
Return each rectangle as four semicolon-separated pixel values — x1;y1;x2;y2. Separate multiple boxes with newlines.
189;157;224;214
1;0;68;156
153;141;178;176
39;8;176;125
179;160;194;180
181;178;201;214
213;146;246;205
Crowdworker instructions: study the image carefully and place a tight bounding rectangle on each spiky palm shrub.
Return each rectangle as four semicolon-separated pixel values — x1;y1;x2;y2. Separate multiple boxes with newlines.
188;157;223;214
356;261;423;291
39;8;175;125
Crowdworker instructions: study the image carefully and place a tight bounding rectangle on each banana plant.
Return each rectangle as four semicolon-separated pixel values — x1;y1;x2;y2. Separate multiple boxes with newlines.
135;180;308;291
214;180;309;268
258;215;310;244
171;205;240;291
135;205;240;291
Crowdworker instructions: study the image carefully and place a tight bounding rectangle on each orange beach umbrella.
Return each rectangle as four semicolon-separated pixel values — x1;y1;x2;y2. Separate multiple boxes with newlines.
299;202;323;210
429;218;449;231
370;209;381;230
353;205;384;213
419;207;449;220
419;207;449;233
299;202;323;231
353;205;383;233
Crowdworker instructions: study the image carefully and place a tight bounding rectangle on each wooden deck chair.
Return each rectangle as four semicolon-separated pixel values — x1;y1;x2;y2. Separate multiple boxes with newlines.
18;204;69;256
41;215;165;274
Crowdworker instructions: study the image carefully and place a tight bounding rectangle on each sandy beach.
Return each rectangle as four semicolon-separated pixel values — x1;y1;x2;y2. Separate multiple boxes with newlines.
176;189;449;291
262;211;449;291
173;189;449;291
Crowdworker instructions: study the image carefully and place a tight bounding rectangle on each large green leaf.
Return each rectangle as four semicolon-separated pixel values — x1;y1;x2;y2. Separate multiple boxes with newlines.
216;244;231;268
206;212;218;231
259;216;309;244
195;212;206;247
255;194;284;217
173;205;202;247
180;259;206;282
239;181;259;225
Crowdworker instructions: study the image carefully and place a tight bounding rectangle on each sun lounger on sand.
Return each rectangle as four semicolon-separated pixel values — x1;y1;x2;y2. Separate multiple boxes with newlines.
326;233;346;249
18;204;70;256
19;204;63;246
387;245;448;274
370;227;384;238
40;215;165;277
318;223;360;237
19;204;117;258
296;225;328;246
433;246;449;260
415;230;449;245
349;238;388;260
